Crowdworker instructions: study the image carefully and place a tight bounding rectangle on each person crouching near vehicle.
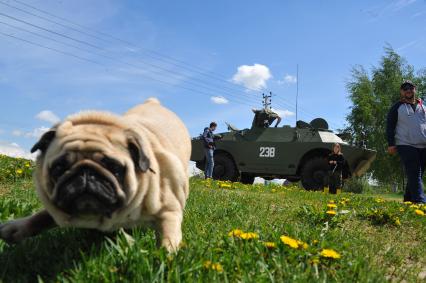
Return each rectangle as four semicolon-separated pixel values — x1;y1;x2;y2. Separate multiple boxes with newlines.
386;80;426;204
327;143;346;194
203;122;217;179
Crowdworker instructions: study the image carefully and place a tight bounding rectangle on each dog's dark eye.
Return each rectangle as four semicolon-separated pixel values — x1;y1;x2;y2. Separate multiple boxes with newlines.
101;157;125;181
50;155;70;179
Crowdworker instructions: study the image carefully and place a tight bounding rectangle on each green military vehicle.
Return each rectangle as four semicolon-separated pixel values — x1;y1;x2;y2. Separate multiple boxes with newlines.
191;98;376;190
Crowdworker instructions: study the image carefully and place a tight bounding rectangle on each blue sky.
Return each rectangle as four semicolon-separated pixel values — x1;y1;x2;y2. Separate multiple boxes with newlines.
0;0;425;158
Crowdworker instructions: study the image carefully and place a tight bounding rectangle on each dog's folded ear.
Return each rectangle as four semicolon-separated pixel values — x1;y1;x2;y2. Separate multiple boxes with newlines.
126;130;151;172
31;130;56;154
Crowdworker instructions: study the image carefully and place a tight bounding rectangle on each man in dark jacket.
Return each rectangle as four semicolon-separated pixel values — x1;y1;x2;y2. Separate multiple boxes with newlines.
203;122;217;179
386;80;426;203
327;143;348;194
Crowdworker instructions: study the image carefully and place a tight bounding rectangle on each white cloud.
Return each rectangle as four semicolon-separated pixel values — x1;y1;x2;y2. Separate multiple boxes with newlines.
231;64;272;90
36;110;60;124
28;127;50;138
272;108;295;118
0;141;37;160
12;130;23;136
12;126;50;139
278;74;297;84
210;96;229;104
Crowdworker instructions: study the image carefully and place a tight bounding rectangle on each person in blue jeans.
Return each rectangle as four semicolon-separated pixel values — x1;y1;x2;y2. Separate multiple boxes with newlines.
203;122;217;179
386;80;426;204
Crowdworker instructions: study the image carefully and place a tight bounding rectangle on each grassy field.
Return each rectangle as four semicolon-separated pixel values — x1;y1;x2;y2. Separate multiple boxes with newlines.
0;174;425;282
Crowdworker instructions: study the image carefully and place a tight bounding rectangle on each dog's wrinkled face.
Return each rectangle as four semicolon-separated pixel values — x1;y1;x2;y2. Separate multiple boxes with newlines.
31;122;151;220
49;152;126;217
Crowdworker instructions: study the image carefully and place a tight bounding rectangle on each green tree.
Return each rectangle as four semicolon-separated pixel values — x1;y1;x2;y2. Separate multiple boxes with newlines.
344;46;426;184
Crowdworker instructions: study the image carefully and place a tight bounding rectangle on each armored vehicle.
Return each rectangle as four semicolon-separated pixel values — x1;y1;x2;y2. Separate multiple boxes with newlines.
191;98;376;190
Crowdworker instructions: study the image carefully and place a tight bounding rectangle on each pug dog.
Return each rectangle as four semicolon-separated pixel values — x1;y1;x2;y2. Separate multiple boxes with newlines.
0;98;191;252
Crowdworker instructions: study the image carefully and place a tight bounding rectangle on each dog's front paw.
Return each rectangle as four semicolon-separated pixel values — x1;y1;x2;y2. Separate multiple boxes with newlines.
157;210;183;253
0;219;32;244
161;236;181;253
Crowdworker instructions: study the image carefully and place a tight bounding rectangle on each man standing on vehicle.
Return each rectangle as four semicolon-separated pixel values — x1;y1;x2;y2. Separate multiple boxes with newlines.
386;80;426;204
203;122;217;179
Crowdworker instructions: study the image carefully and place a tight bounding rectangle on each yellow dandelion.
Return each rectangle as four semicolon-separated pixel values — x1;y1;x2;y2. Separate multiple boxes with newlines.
326;210;337;216
328;200;335;204
25;163;31;168
203;179;212;188
239;232;259;240
394;218;401;226
271;189;276;193
297;240;309;249
403;201;412;205
16;169;23;174
280;235;299;249
320;249;341;259
211;263;223;272
375;198;384;203
410;204;420;209
219;183;232;189
327;203;337;209
312;239;319;245
415;209;425;216
204;261;223;272
399;208;405;212
203;261;212;269
228;229;244;237
263;242;277;249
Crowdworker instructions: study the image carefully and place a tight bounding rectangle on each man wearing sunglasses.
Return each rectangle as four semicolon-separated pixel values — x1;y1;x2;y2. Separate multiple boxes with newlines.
386;80;426;204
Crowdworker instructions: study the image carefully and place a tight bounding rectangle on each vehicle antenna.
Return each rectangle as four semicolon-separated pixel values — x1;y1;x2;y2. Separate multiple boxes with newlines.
262;92;272;110
296;64;299;123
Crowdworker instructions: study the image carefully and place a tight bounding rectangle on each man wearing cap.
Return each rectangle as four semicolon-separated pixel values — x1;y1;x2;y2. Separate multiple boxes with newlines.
386;80;426;203
202;122;217;179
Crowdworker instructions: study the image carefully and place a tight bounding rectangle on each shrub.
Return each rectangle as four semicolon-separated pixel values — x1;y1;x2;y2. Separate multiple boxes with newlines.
343;177;369;194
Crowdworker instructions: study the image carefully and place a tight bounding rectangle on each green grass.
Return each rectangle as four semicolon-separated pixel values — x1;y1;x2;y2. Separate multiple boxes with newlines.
0;178;425;282
365;192;403;202
0;154;33;183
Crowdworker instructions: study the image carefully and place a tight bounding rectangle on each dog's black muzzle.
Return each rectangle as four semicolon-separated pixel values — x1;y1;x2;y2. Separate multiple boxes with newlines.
54;165;123;217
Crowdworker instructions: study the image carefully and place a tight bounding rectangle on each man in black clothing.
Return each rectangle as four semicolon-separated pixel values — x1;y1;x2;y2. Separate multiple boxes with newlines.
327;143;347;194
202;122;217;179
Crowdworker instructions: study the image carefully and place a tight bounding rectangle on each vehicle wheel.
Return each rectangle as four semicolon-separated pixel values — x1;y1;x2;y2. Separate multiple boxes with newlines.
301;157;328;190
213;153;239;182
285;177;300;183
240;173;255;184
195;160;205;172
